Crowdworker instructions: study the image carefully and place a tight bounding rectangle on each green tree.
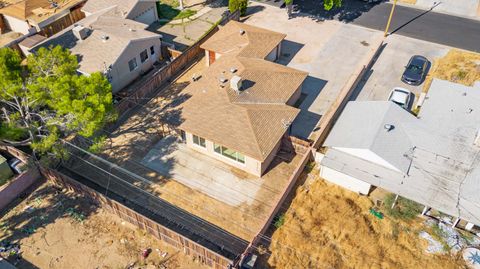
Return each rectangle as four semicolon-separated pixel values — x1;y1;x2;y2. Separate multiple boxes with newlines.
0;46;115;156
324;0;342;10
228;0;248;16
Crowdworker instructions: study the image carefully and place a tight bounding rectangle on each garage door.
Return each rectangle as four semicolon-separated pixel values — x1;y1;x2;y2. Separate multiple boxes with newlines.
136;8;156;25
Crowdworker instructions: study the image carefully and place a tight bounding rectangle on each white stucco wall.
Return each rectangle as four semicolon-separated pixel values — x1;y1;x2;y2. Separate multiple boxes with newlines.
131;6;158;25
332;147;401;172
3;15;32;34
319;165;372;195
109;37;161;93
265;45;279;62
184;132;263;176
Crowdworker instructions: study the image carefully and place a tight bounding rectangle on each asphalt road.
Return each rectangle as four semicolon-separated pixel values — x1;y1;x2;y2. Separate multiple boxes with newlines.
352;3;480;52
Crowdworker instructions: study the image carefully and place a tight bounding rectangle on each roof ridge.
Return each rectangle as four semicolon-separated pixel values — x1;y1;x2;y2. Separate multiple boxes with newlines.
243;108;265;158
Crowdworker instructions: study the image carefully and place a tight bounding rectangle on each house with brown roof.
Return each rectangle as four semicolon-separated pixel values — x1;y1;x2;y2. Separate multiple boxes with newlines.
200;21;286;66
178;23;307;176
31;7;162;92
82;0;158;25
0;0;86;36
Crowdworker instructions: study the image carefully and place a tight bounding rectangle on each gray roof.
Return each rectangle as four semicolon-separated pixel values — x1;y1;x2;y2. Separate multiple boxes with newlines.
322;79;480;225
32;7;160;74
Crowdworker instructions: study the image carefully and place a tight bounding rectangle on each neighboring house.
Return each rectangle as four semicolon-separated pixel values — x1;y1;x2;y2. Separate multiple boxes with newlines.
200;21;286;66
178;53;307;177
32;7;162;93
0;0;86;36
82;0;158;25
318;79;480;229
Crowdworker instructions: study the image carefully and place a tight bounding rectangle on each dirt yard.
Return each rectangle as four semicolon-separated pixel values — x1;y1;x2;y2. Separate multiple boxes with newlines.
262;177;468;269
0;182;209;269
97;56;304;241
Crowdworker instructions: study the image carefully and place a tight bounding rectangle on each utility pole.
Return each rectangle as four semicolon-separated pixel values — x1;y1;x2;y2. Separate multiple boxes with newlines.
384;0;398;37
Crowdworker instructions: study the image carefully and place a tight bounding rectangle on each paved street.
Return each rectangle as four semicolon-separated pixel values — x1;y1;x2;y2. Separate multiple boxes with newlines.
352;3;480;52
259;0;480;52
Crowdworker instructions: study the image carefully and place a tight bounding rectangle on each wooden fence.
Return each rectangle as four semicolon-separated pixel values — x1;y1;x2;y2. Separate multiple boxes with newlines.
114;10;240;120
41;167;235;269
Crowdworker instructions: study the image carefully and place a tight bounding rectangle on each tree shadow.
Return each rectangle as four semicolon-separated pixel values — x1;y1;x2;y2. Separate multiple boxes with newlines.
272;0;387;22
0;182;99;267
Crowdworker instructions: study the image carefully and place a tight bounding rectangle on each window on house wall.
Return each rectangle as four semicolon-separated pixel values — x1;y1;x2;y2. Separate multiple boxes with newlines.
140;50;148;63
193;135;206;148
150;46;155;55
128;58;137;71
214;144;245;164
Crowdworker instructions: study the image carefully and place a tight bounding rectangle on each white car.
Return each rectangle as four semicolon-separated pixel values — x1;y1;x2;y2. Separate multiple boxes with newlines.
388;87;411;109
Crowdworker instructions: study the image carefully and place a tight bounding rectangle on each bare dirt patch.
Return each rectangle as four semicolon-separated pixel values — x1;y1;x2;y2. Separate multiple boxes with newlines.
424;49;480;91
263;178;467;269
0;182;209;269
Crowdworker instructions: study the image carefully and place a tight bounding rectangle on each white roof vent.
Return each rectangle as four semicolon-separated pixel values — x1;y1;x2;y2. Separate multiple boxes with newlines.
219;77;227;83
230;67;237;73
72;25;89;40
384;124;394;132
239;29;245;35
230;75;242;93
101;34;109;42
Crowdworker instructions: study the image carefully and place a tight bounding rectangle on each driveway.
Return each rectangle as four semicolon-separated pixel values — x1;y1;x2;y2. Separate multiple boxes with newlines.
149;5;227;51
354;34;449;105
245;3;383;139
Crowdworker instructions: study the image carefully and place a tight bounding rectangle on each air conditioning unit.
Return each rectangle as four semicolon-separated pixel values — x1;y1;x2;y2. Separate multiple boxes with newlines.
72;25;89;41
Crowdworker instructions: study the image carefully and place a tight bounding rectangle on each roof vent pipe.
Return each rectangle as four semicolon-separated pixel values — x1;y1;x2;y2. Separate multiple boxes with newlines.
384;124;394;132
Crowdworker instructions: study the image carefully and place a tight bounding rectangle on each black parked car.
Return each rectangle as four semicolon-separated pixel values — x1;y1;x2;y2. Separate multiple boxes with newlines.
401;55;429;86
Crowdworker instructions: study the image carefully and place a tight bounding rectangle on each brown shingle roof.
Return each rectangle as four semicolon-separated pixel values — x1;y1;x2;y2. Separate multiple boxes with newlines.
200;21;286;59
179;55;307;161
0;0;85;23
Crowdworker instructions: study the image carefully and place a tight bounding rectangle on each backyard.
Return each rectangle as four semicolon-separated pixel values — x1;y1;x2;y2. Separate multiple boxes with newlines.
261;175;470;269
88;56;306;242
0;182;208;269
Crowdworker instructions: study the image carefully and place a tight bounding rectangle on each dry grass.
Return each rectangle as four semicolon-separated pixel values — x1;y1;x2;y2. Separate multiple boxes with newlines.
266;178;467;269
423;49;480;91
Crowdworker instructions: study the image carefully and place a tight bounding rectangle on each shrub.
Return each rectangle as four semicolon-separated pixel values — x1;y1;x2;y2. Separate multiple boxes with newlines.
228;0;248;16
383;194;422;220
274;213;286;228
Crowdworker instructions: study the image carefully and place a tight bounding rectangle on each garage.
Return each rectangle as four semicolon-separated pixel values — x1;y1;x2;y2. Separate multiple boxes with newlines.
135;7;157;25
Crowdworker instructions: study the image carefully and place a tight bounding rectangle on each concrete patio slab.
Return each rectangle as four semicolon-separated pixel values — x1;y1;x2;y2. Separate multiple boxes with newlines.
141;136;265;207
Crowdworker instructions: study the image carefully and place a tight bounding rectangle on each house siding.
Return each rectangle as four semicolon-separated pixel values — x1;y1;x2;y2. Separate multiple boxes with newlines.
3;15;33;34
265;43;281;62
319;165;372;195
260;138;282;175
109;37;161;92
184;132;263;176
127;3;158;25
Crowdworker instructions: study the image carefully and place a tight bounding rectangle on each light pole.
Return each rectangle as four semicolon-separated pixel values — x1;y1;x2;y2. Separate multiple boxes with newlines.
384;0;398;37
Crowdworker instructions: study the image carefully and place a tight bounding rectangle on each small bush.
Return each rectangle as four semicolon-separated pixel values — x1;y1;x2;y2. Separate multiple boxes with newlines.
274;213;285;228
228;0;248;16
383;194;422;220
